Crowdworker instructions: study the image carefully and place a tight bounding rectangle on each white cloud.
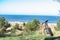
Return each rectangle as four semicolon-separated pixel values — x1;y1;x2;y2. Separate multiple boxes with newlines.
0;0;60;16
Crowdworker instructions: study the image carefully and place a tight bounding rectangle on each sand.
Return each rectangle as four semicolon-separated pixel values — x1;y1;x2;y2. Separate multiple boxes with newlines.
8;22;57;31
8;22;60;36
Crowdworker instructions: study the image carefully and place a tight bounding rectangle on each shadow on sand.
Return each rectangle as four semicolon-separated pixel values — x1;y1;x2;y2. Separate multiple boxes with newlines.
44;36;60;40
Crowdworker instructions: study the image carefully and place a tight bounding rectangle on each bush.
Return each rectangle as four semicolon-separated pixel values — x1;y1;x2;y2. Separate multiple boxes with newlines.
25;22;32;32
23;22;25;26
0;17;5;27
4;21;11;28
55;19;60;31
25;19;40;32
32;19;40;30
14;23;19;29
0;17;11;34
11;23;19;33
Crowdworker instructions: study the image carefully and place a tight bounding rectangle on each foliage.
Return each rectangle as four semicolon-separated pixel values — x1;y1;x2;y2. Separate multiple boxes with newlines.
22;31;45;40
11;23;19;33
0;17;11;35
4;21;11;28
55;19;60;31
0;36;21;40
23;22;25;26
0;32;45;40
0;17;5;27
14;23;19;29
32;19;40;30
53;0;60;3
25;22;32;32
25;19;40;32
44;36;60;40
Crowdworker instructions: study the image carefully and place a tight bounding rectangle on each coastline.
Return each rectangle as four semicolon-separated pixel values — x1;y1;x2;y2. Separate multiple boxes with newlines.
8;21;57;34
0;15;59;23
9;21;24;26
9;21;57;24
8;21;57;27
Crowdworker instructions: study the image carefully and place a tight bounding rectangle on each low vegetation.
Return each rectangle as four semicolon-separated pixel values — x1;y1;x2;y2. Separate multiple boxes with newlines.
0;17;60;40
0;17;11;35
55;19;60;31
25;19;40;32
0;17;45;40
11;23;19;33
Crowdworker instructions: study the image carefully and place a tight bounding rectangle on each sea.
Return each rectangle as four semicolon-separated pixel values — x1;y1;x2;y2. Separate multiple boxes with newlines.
0;15;60;23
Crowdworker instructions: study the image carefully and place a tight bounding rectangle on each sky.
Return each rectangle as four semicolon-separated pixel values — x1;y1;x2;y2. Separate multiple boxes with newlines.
0;0;60;16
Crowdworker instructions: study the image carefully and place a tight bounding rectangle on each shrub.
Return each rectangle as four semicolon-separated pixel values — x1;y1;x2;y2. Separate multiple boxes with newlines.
25;22;32;32
32;19;40;30
25;19;40;32
11;23;19;33
14;23;19;29
0;17;11;35
0;17;5;27
4;21;11;28
23;22;25;26
56;19;60;31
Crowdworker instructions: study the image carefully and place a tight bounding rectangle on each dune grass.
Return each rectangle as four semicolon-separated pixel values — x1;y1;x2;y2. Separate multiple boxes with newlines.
0;31;60;40
22;31;46;40
0;36;21;40
0;31;45;40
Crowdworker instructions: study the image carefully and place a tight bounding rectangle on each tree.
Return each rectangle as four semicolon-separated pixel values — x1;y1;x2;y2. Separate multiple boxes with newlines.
53;0;60;16
53;0;60;3
56;0;60;3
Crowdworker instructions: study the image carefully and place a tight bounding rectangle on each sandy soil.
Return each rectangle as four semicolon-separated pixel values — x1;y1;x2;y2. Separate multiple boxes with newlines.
45;23;60;36
8;22;60;36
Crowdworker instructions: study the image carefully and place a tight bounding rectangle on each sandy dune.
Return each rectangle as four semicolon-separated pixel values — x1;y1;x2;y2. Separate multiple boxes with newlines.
8;22;60;36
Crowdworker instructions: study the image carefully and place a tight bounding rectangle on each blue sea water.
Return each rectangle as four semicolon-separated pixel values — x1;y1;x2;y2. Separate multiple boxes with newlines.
0;15;60;23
